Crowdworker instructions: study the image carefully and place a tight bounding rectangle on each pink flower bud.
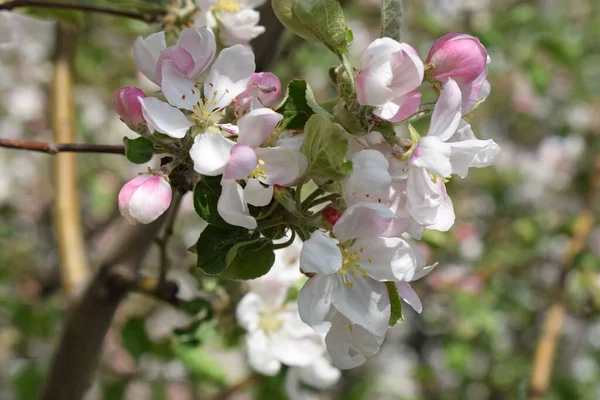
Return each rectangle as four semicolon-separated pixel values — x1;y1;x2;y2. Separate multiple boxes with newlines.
113;86;147;128
118;173;172;224
322;206;341;228
426;33;488;84
234;72;282;116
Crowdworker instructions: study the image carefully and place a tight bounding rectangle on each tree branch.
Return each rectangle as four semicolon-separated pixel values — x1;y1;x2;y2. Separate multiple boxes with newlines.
0;138;125;155
51;22;89;295
0;0;162;23
527;155;600;400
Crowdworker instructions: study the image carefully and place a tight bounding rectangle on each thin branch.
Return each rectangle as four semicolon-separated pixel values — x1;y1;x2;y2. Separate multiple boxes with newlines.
0;0;162;23
212;373;263;400
51;22;89;295
0;138;125;155
527;155;600;400
156;191;184;285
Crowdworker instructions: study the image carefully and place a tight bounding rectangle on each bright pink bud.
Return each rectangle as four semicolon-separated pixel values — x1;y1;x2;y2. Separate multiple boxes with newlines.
113;86;147;128
426;33;488;84
234;72;282;116
322;206;341;227
118;173;172;224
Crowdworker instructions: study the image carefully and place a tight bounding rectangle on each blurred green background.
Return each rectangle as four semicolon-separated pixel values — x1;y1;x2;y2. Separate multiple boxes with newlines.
1;0;600;399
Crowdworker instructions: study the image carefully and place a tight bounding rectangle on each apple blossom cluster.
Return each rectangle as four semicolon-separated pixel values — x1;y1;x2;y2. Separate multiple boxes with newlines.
113;22;499;371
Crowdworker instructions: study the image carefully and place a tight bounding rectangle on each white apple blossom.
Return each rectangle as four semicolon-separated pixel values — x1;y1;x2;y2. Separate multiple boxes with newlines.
298;202;423;336
285;356;341;400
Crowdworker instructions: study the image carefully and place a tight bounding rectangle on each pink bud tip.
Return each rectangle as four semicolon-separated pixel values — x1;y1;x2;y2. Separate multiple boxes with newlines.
322;206;341;226
113;86;147;128
426;33;488;84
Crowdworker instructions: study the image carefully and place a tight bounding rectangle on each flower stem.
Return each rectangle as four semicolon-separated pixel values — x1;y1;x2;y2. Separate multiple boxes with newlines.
0;138;125;155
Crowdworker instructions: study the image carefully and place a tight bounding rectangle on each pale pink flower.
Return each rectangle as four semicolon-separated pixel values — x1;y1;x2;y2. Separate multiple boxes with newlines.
113;86;147;128
118;174;172;224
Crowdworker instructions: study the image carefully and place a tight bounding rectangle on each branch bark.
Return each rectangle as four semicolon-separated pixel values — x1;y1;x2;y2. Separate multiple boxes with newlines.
527;155;600;400
0;138;125;155
0;0;162;23
51;22;89;295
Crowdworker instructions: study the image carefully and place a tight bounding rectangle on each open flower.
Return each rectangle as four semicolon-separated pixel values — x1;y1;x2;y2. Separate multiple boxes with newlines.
298;203;422;336
118;173;172;224
355;38;424;122
405;79;499;231
234;72;282;116
134;27;216;86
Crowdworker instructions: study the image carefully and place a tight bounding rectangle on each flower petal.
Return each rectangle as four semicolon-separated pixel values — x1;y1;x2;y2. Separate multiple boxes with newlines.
244;178;273;206
374;91;421;122
342;149;391;205
237;108;283;148
396;281;422;313
140;97;192;139
357;237;418;281
449;138;500;178
128;175;172;224
223;144;257;180
133;32;166;84
155;46;195;84
176;26;216;77
204;44;255;110
160;61;200;110
254;147;308;186
217;179;257;229
246;331;281;375
428;78;462;141
297;274;338;330
332;202;395;242
190;133;234;176
299;231;342;274
410;136;452;178
236;292;264;331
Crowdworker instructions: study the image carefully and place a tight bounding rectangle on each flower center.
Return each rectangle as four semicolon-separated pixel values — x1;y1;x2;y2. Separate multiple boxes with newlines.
339;248;370;286
249;160;266;179
214;0;243;13
258;309;284;336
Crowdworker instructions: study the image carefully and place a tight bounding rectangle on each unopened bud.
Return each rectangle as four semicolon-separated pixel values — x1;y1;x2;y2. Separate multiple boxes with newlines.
322;206;341;229
118;173;172;224
426;33;488;84
113;86;147;128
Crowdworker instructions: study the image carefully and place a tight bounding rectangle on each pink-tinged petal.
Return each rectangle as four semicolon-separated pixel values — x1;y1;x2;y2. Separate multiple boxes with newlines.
176;26;216;78
217;123;239;135
113;86;147;128
332;202;395;242
134;32;166;84
254;147;308;186
388;44;425;97
458;67;488;114
235;72;282;115
410;136;452;178
449;138;500;178
244;178;273;206
426;182;455;231
190;133;234;176
140;97;192;139
332;276;390;336
428;79;462;141
395;281;422;313
237;108;282;148
406;167;454;231
218;179;257;229
223;144;258;180
356;65;395;107
427;33;487;84
298;274;338;330
374;91;421;122
360;37;403;67
300;231;342;275
205;45;255;110
160;61;200;110
127;175;172;224
155;46;194;84
118;174;154;224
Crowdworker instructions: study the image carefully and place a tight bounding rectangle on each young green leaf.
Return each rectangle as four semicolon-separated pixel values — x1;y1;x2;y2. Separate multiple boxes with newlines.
277;80;331;129
221;239;275;280
195;225;258;275
386;281;404;327
300;114;349;180
193;177;229;228
123;136;154;164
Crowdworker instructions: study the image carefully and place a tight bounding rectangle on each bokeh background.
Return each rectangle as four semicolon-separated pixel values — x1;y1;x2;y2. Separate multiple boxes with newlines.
1;0;600;399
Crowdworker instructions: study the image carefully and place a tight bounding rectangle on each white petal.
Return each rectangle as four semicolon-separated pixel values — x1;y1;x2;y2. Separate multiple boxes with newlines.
406;167;455;231
428;78;462;141
244;178;273;206
217;179;257;229
396;281;422;313
190;133;234;176
236;292;264;331
299;231;342;274
246;332;281;375
332;202;395;242
271;335;323;367
342;149;391;204
255;147;308;186
134;32;166;84
128;175;172;224
140;97;192;139
204;45;255;110
237;108;283;148
356;237;417;281
298;275;338;330
411;136;452;178
160;61;201;110
449;138;500;178
176;26;216;77
332;276;390;336
297;357;341;389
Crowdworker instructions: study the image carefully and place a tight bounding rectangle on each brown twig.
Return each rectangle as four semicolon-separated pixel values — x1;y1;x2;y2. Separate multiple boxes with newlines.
212;373;263;400
527;155;600;400
0;0;162;23
51;22;89;295
0;138;125;155
156;191;184;285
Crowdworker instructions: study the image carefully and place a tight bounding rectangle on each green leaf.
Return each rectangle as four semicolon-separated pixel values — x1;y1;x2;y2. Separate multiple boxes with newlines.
300;114;349;180
173;342;227;385
277;80;331;129
273;0;353;55
386;281;404;327
381;0;404;42
193;177;229;228
121;318;152;361
123;136;154;164
195;225;258;275
221;239;275;280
